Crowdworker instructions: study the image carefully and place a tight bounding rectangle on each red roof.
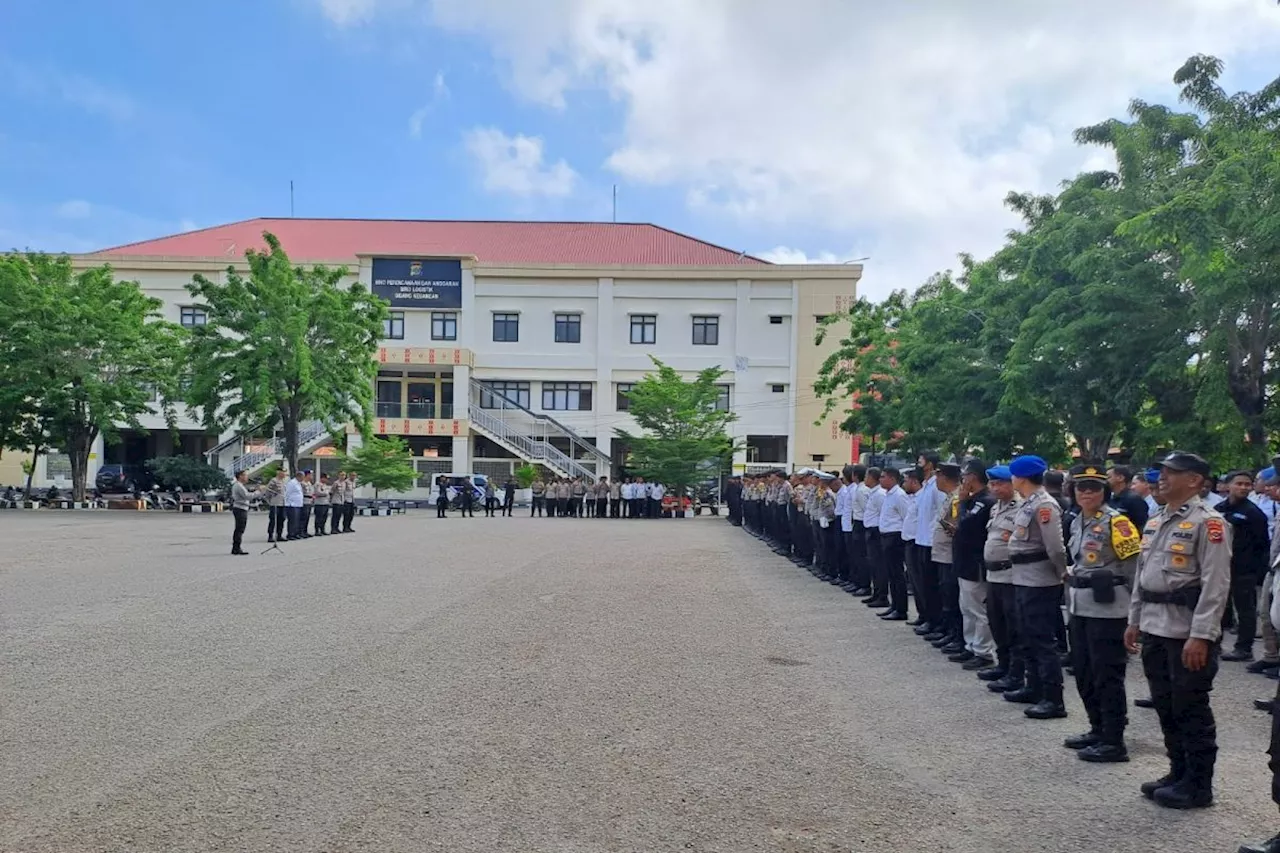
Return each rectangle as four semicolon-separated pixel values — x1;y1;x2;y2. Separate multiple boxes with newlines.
92;218;771;266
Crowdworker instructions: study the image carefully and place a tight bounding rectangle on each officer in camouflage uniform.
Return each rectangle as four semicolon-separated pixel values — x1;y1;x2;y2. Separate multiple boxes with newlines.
1062;463;1141;763
1126;451;1232;810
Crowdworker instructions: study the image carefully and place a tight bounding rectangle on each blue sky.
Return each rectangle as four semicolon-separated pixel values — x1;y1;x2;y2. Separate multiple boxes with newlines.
3;0;1279;298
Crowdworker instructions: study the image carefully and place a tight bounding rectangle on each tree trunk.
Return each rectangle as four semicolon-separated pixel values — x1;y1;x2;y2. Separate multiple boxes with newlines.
281;412;299;476
67;427;96;503
24;444;40;498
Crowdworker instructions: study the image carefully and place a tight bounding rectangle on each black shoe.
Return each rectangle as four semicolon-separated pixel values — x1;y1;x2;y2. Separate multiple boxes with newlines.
977;666;1007;682
1063;731;1100;750
1141;773;1180;799
923;633;946;643
1025;699;1068;720
1078;743;1129;763
989;677;1022;693
1003;686;1039;704
1134;697;1155;709
267;537;275;543
1256;698;1276;714
1239;831;1280;853
907;617;928;627
879;611;908;621
1247;659;1280;674
948;650;975;663
1223;649;1254;662
930;637;952;649
1152;779;1212;810
876;608;896;618
962;655;994;671
850;587;872;596
913;625;934;636
864;598;889;608
941;642;966;655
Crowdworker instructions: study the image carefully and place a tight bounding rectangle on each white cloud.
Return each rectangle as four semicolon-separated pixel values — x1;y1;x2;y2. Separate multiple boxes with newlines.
408;71;450;138
178;219;198;233
463;127;577;197
320;0;1280;298
433;70;449;99
758;246;853;265
317;0;382;25
55;199;92;219
0;58;136;122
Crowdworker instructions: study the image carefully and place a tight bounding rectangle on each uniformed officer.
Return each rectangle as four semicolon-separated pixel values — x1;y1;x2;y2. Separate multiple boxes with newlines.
773;471;794;558
531;477;546;517
815;473;838;575
300;470;315;537
1126;450;1232;809
1005;454;1070;720
263;468;287;543
313;473;331;536
1063;463;1141;763
983;466;1025;693
330;472;346;533
862;468;887;607
848;465;872;595
342;473;357;531
928;463;962;652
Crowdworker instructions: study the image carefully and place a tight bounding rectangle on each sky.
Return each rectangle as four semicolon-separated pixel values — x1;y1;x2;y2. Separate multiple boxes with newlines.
2;0;1280;299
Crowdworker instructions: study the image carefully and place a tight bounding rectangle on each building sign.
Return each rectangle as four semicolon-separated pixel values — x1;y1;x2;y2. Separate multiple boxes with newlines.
371;258;462;308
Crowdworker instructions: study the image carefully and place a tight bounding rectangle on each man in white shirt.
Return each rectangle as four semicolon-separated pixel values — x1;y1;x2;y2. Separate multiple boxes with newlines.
847;465;872;595
877;467;911;620
913;450;943;636
284;470;304;541
862;467;887;608
901;468;923;623
835;467;855;588
650;481;665;518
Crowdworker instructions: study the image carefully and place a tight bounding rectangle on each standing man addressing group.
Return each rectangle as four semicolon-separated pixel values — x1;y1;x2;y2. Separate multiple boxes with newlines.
1126;451;1232;810
229;470;253;555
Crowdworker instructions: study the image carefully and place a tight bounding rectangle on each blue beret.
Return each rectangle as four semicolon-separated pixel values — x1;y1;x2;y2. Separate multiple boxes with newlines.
987;465;1012;481
1261;466;1277;484
1144;469;1161;484
1008;455;1048;477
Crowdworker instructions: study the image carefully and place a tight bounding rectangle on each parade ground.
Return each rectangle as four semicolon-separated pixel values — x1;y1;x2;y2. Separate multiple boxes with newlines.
2;511;1277;853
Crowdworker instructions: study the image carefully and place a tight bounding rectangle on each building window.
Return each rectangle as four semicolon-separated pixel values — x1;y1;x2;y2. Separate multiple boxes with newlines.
812;454;827;463
616;383;634;412
771;384;786;393
542;382;593;411
554;313;581;344
432;312;457;341
769;315;784;325
692;315;719;346
715;384;731;412
630;314;657;345
479;380;530;409
492;312;520;342
815;314;831;323
383;311;405;340
180;306;207;328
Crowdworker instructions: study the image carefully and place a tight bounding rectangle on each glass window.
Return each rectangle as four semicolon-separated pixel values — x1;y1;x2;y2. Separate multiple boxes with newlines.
480;380;530;409
771;384;786;393
715;384;731;411
542;382;593;411
431;312;457;341
554;313;581;343
180;306;207;328
383;311;405;340
616;383;634;412
376;380;402;418
630;314;656;345
492;312;520;342
692;315;719;346
769;315;784;324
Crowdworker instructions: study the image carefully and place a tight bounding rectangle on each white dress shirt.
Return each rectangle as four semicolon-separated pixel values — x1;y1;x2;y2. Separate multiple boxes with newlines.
864;485;885;530
902;491;919;541
651;483;665;499
284;477;304;508
879;485;908;534
914;475;939;546
851;482;870;524
836;482;854;532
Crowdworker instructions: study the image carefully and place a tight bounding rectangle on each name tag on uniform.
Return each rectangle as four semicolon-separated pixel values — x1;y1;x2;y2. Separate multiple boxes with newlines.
1172;531;1193;541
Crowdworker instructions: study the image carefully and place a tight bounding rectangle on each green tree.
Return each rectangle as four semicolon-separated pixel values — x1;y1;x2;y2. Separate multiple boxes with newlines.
514;463;537;489
146;456;230;492
185;233;387;475
0;253;182;500
342;435;416;499
615;357;738;497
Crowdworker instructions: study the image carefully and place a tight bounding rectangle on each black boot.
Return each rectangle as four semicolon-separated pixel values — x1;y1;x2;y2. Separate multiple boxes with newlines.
1025;685;1068;719
1239;831;1280;853
1003;685;1040;704
1141;757;1187;799
1078;742;1129;763
1152;777;1213;809
1063;730;1101;750
977;666;1007;682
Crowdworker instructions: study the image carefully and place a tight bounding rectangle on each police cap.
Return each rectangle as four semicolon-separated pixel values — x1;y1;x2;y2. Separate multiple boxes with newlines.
1069;462;1108;485
937;462;963;480
1158;451;1211;479
1009;455;1048;478
987;465;1012;481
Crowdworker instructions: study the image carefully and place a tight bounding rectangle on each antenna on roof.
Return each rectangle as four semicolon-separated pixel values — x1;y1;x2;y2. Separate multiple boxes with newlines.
290;180;295;218
736;251;746;260
612;185;617;223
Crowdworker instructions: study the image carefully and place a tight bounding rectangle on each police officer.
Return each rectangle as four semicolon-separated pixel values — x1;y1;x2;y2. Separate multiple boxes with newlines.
1125;451;1232;809
331;472;346;533
531;476;546;517
1005;454;1070;720
300;470;314;538
342;473;358;531
983;466;1025;692
848;465;872;596
773;471;794;558
264;468;287;543
929;463;962;653
1062;463;1141;763
313;473;331;536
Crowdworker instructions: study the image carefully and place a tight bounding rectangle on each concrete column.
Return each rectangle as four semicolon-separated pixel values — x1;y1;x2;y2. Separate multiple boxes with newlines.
786;280;800;471
451;435;472;472
594;277;614;470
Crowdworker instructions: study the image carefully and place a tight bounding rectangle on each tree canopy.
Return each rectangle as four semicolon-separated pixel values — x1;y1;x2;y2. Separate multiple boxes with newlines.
817;55;1280;469
615;357;738;495
342;435;416;498
185;233;387;475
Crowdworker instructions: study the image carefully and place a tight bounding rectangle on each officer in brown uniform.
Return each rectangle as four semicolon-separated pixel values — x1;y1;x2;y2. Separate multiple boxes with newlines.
982;465;1024;692
1063;463;1141;763
1125;451;1232;809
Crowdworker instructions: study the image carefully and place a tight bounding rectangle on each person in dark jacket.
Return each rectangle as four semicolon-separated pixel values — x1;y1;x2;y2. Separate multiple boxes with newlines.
1107;464;1150;530
502;479;516;517
1217;470;1271;662
953;459;998;669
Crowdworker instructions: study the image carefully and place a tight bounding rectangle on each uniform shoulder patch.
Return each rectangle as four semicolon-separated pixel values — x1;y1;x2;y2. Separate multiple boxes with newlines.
1038;505;1052;524
1111;516;1141;560
1205;518;1225;544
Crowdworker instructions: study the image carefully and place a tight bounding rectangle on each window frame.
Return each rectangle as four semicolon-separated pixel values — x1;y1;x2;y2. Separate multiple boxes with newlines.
542;381;593;411
714;384;731;412
492;312;520;343
383;310;405;340
479;380;531;409
771;384;786;393
616;382;635;412
431;311;457;341
768;315;784;325
180;306;207;328
629;314;657;345
554;312;582;344
692;315;719;346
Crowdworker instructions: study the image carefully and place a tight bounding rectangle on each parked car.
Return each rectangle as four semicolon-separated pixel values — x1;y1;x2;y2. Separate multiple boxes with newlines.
438;473;489;508
94;464;155;494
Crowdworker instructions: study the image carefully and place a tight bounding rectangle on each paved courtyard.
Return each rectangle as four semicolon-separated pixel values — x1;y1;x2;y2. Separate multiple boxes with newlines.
2;509;1278;852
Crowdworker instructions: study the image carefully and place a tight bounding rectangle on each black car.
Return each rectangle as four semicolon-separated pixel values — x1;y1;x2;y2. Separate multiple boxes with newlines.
95;464;154;494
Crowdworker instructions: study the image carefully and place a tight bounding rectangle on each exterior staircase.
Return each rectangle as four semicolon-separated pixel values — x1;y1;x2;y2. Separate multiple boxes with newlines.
213;420;333;477
467;379;610;480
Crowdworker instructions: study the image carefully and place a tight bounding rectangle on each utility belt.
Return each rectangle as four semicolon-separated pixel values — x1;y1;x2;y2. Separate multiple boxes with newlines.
1009;550;1049;565
1069;569;1128;604
984;560;1013;573
1139;585;1202;609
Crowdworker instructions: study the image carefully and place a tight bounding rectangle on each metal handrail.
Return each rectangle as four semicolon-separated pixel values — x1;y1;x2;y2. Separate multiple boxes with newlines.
204;418;272;464
467;403;596;480
224;419;331;476
469;379;609;469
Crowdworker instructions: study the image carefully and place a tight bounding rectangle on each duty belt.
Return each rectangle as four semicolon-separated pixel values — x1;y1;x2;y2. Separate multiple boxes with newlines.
1069;574;1127;589
1009;550;1050;565
1138;585;1202;608
984;560;1013;573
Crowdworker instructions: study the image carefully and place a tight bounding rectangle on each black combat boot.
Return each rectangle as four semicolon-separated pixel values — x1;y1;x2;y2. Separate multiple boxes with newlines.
1063;730;1101;750
1153;751;1214;809
1002;685;1040;704
1078;742;1129;763
1141;756;1187;799
1239;832;1280;853
1025;685;1068;719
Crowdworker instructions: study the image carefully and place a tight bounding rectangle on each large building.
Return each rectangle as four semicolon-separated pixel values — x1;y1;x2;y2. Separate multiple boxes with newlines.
12;218;861;496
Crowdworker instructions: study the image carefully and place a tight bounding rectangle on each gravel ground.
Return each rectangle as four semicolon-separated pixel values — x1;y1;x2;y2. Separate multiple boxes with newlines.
2;509;1277;852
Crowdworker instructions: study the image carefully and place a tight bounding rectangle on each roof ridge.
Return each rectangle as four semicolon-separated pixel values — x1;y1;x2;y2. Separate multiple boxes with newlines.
94;216;264;255
249;217;655;226
645;222;771;265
